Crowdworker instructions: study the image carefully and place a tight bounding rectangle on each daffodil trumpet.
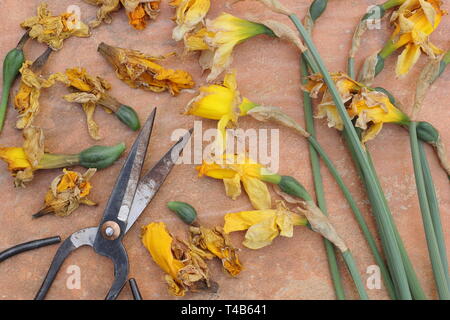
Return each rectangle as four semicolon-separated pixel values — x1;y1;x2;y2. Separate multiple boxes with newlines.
0;32;29;134
0;126;125;187
184;13;307;82
32;169;97;218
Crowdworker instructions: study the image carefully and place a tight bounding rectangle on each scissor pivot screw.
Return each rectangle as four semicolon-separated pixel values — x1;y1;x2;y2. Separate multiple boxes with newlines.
101;221;120;240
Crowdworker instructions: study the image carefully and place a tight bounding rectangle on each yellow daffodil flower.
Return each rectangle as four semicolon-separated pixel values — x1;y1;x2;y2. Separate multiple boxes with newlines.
189;225;242;276
223;201;307;249
184;13;276;81
14;61;68;129
33;169;97;218
304;72;410;143
98;42;195;95
21;3;90;50
185;72;257;152
141;222;214;296
382;0;446;76
170;0;211;41
85;0;160;29
196;154;272;210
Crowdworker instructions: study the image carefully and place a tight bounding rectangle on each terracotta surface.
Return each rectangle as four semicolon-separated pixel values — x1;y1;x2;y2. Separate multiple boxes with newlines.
0;0;448;300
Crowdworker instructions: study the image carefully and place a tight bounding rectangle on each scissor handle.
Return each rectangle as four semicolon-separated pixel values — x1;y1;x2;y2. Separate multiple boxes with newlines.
34;237;79;300
0;236;61;263
129;278;143;300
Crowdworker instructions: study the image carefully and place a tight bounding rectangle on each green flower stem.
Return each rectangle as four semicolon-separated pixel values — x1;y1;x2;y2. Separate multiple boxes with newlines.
38;153;80;169
381;0;405;10
307;133;396;298
289;13;411;299
418;141;450;288
300;2;346;300
409;122;450;299
301;57;346;300
342;250;369;300
365;149;427;300
343;127;426;299
348;57;355;79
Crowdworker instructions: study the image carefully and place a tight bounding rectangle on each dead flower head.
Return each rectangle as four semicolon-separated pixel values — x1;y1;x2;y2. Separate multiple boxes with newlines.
98;42;195;95
85;0;161;29
21;3;90;50
141;222;216;296
189;225;243;276
33;169;97;218
14;61;68;129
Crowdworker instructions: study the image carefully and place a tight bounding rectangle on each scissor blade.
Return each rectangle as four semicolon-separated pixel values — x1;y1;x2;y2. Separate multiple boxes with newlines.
98;109;156;227
125;128;192;233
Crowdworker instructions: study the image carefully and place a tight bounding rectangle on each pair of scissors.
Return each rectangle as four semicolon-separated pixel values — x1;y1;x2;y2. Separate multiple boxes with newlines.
34;108;192;300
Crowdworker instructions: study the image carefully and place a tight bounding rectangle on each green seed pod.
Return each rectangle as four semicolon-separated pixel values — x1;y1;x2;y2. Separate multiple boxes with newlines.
0;48;25;132
374;54;385;76
79;142;126;169
416;121;439;145
309;0;328;21
373;87;396;104
115;105;141;131
167;201;197;225
278;176;312;201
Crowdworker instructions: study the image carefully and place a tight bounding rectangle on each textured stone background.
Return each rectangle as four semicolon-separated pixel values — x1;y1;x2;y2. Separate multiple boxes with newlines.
0;0;448;300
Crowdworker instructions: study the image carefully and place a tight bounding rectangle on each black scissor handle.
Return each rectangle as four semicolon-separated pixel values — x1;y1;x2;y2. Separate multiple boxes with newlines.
129;278;142;300
34;237;79;300
0;236;61;263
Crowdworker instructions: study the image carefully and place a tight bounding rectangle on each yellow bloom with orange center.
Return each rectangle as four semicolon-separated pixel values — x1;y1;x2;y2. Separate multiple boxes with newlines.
21;3;90;50
383;0;446;76
14;61;68;129
196;154;272;210
189;225;242;276
304;72;410;143
34;169;97;218
170;0;210;41
141;222;214;296
98;42;194;95
224;201;307;249
185;72;257;152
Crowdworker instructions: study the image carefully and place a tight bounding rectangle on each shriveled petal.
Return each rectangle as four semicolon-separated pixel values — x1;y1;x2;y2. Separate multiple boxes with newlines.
396;43;422;76
241;176;271;210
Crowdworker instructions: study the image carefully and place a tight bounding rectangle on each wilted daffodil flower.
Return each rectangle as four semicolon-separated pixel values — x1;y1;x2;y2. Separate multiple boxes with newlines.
33;169;97;218
141;222;216;296
98;42;195;95
189;225;243;276
185;72;257;152
0;126;125;187
21;3;90;50
170;0;211;41
14;61;68;129
386;0;445;77
64;67;140;140
304;72;410;144
185;13;301;82
224;201;307;249
196;154;272;210
361;0;446;81
85;0;160;29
